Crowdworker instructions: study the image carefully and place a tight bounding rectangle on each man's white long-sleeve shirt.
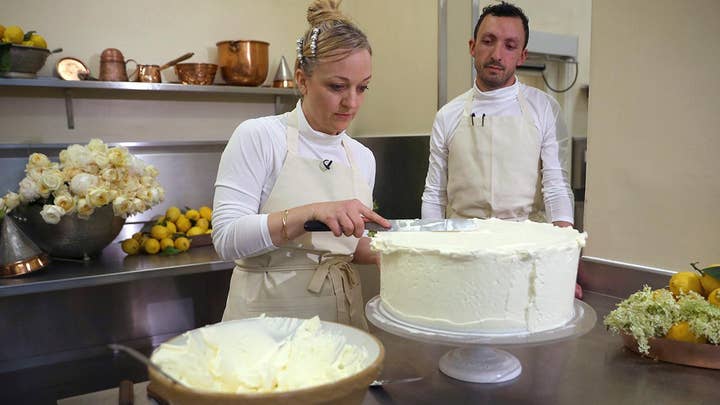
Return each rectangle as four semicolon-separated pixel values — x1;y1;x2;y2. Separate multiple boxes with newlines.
212;102;376;261
421;79;574;223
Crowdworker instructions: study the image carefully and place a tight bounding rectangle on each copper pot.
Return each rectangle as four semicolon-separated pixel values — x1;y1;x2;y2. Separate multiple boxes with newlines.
216;40;269;86
99;48;135;81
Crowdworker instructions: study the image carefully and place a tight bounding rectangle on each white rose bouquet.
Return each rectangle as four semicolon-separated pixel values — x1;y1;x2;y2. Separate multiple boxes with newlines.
0;139;164;224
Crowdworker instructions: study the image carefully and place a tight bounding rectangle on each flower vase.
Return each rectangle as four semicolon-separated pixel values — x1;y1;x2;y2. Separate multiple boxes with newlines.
11;204;126;260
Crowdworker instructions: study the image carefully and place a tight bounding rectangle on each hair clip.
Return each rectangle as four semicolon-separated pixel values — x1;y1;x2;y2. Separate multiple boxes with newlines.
296;37;305;65
309;27;320;57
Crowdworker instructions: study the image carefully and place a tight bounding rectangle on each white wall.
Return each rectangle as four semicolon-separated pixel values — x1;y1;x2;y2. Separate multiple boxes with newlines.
585;0;720;270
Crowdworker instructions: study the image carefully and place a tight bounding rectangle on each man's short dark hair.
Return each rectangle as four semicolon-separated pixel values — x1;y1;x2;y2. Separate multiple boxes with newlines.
473;1;530;49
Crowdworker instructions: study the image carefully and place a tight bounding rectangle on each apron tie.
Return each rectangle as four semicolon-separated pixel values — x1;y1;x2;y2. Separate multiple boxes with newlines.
307;255;368;330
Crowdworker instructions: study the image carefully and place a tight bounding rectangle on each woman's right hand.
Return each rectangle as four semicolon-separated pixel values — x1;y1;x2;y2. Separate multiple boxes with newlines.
311;199;390;238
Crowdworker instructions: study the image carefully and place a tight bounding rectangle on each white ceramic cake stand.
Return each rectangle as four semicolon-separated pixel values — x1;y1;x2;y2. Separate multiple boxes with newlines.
365;296;596;384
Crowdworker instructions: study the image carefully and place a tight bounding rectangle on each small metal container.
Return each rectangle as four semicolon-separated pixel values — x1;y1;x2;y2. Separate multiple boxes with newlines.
175;63;218;85
0;44;52;78
216;40;269;86
0;215;50;277
99;48;132;81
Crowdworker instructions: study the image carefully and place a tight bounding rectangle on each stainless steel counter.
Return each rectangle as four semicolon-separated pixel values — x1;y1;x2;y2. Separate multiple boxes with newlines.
0;244;234;297
52;291;719;405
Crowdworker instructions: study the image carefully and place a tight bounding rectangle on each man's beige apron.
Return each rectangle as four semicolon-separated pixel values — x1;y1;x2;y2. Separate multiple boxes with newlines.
222;108;372;330
446;88;546;222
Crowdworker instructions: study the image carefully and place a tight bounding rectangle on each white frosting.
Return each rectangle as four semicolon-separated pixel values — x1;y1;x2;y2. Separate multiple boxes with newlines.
371;218;587;333
151;316;369;393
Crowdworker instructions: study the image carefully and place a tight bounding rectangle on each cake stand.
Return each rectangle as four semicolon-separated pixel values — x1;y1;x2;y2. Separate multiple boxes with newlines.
365;296;597;383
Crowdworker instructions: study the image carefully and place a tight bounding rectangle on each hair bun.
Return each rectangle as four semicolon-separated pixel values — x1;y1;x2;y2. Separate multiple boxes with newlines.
307;0;348;26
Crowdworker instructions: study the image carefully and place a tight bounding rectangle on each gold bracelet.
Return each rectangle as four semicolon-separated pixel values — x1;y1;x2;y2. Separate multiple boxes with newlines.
281;209;289;240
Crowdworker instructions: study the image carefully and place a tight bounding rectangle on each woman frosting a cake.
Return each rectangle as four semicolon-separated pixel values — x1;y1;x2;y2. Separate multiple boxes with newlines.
212;0;389;330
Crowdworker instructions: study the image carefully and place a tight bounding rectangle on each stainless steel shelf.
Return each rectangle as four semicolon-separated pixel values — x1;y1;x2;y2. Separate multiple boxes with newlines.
0;77;300;129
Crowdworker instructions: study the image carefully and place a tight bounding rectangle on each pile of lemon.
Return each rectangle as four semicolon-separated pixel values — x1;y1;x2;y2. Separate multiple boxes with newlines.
663;262;720;343
1;25;48;48
121;205;213;256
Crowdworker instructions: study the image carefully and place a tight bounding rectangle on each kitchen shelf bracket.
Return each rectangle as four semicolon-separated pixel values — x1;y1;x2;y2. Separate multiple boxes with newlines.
63;89;75;130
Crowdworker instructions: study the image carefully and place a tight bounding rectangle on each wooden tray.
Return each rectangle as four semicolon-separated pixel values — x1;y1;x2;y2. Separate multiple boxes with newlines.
621;333;720;369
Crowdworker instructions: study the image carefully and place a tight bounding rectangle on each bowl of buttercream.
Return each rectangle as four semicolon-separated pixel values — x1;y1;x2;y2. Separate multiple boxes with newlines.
147;316;384;405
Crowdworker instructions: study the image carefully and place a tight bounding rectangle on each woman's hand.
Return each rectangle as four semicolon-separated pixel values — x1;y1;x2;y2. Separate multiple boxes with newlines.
312;199;389;238
268;199;389;246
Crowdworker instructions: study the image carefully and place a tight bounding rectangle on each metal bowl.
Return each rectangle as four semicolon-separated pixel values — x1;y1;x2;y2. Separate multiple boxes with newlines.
174;63;218;85
10;204;126;259
0;44;52;78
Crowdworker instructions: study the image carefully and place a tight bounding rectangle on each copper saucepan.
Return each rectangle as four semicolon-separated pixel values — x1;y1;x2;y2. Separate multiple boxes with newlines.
130;52;194;83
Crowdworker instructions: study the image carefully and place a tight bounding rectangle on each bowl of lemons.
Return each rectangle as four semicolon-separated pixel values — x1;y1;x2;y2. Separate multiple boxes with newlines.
1;25;59;78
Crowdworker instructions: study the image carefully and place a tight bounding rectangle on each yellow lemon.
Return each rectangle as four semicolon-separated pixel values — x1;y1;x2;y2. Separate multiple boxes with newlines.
204;229;212;234
185;209;200;221
665;321;707;344
0;25;5;38
3;26;23;44
709;288;720;308
174;237;191;252
21;40;33;47
668;272;703;298
175;215;192;233
155;215;166;225
166;206;181;222
131;232;144;242
121;238;140;255
186;226;204;237
195;218;209;232
150;225;170;240
165;221;177;234
29;33;46;48
199;206;212;221
143;238;160;255
160;238;175;251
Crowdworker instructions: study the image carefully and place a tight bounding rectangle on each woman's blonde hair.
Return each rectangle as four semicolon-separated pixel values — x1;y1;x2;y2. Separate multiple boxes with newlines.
295;0;371;75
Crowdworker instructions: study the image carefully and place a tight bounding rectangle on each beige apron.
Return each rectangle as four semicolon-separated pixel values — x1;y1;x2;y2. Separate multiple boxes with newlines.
446;88;546;222
222;108;372;330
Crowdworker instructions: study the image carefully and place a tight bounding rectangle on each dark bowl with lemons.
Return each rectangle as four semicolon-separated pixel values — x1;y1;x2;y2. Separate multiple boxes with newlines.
0;43;59;78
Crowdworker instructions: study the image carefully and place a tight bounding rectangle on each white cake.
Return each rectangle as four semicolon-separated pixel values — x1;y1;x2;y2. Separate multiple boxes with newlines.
370;218;587;333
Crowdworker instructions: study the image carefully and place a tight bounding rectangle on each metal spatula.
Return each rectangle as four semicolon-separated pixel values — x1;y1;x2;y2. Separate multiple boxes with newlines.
304;218;478;232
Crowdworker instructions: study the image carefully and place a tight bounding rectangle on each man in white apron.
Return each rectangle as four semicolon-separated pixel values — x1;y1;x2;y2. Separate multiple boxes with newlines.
420;2;580;296
212;2;389;330
421;1;574;227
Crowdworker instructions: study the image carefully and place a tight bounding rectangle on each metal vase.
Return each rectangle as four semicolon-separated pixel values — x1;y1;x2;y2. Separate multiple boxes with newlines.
0;214;50;277
11;204;126;260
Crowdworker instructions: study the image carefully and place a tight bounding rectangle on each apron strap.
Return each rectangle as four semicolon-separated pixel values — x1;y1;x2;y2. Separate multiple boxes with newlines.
307;255;368;330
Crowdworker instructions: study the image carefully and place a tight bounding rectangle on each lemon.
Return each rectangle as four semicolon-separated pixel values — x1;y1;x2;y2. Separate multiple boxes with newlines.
29;33;46;49
165;221;177;234
0;25;5;38
186;226;204;237
166;206;181;222
185;209;200;221
132;232;145;242
174;237;191;252
121;238;140;255
668;271;703;298
195;218;209;232
175;215;192;233
709;288;720;308
665;321;707;344
3;26;23;44
204;229;212;234
160;238;175;251
150;224;170;240
155;215;167;225
199;206;212;221
21;40;33;47
143;238;160;254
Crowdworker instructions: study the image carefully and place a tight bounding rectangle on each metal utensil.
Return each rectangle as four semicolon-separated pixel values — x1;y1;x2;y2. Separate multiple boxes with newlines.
304;218;478;233
158;52;194;71
370;376;423;387
108;343;186;387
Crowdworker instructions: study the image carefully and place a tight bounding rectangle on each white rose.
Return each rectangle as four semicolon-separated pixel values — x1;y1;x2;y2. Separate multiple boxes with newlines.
144;164;159;178
87;139;108;153
112;196;134;218
0;198;5;211
87;187;111;207
108;147;130;167
40;169;65;191
40;204;66;224
123;177;140;192
65;144;93;167
3;192;20;211
18;177;41;202
149;187;164;204
69;173;99;196
76;198;95;219
128;156;146;176
140;175;155;187
93;152;110;169
28;153;51;169
54;194;76;214
100;168;119;182
132;198;147;214
26;167;43;181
